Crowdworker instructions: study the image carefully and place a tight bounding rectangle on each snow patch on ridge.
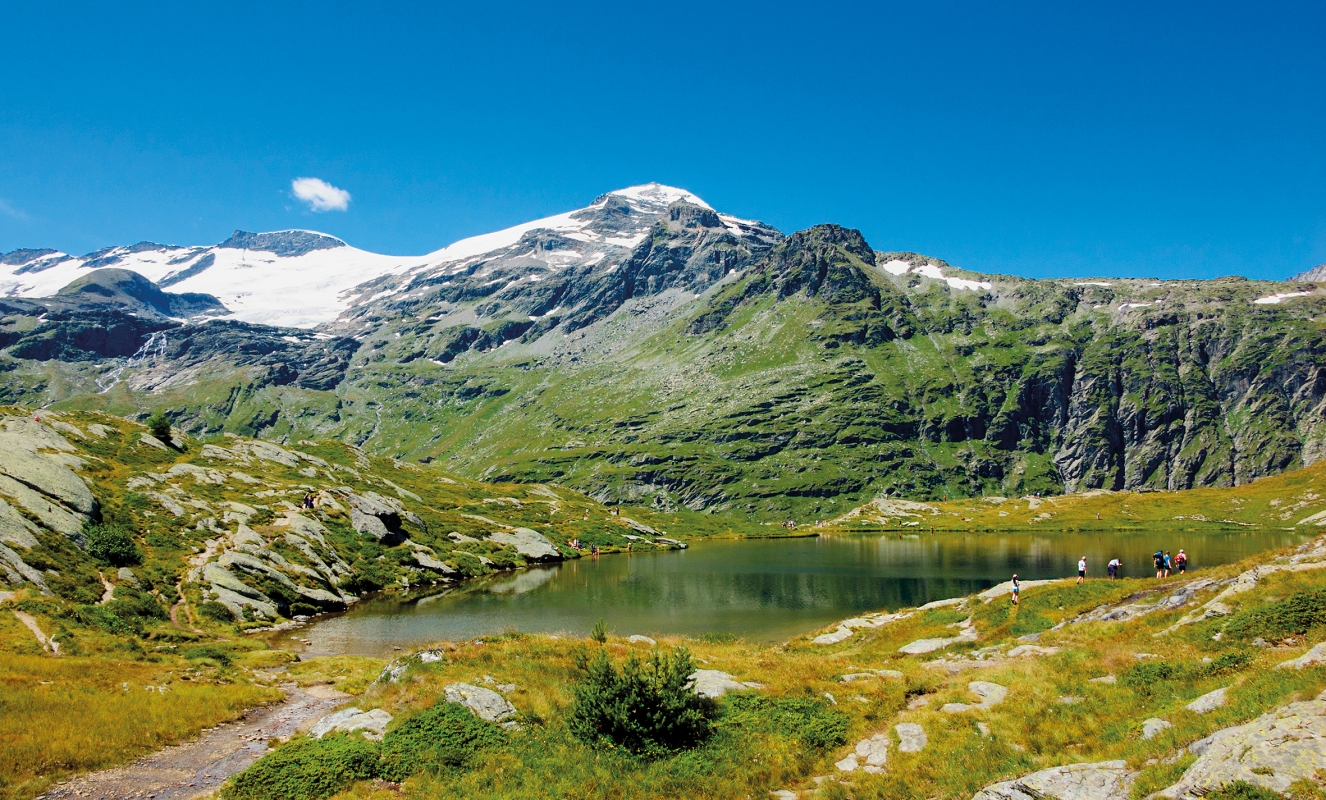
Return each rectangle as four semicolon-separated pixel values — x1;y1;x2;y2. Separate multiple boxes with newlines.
880;259;992;292
1254;291;1313;305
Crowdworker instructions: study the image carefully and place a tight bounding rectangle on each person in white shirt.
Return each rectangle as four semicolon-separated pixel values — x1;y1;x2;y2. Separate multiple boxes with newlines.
1107;558;1121;579
1077;556;1087;585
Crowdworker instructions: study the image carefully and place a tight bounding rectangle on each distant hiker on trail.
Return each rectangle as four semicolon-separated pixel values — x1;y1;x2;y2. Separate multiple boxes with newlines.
1176;549;1188;574
1011;573;1020;605
1107;558;1121;579
1154;550;1165;578
1077;556;1087;585
1163;551;1173;577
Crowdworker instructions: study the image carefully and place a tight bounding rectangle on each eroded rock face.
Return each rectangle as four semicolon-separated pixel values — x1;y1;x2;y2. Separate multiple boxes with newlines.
0;417;96;517
971;760;1135;800
1158;690;1326;798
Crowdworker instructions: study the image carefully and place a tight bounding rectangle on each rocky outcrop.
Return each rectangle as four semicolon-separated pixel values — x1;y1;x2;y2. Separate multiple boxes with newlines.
1158;690;1326;798
971;760;1135;800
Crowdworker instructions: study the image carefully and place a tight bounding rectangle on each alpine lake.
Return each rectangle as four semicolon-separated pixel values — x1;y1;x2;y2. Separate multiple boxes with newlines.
270;528;1306;658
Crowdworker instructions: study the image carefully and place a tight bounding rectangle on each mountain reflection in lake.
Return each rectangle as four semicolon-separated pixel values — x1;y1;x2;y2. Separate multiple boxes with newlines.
276;529;1305;657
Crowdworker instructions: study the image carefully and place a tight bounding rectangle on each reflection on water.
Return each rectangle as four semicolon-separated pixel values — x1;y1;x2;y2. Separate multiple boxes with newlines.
276;529;1305;657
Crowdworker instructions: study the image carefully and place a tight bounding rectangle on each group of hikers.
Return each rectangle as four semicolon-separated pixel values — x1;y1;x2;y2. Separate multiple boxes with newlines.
1008;548;1190;605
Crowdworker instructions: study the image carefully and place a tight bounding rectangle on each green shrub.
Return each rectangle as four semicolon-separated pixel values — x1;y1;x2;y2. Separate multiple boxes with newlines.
378;700;506;780
590;618;608;644
568;646;718;755
182;644;233;666
197;601;235;623
1205;781;1288;800
725;694;849;751
1206;651;1254;676
1121;660;1180;694
222;736;380;800
74;604;138;636
85;522;142;567
1223;590;1326;643
147;412;173;445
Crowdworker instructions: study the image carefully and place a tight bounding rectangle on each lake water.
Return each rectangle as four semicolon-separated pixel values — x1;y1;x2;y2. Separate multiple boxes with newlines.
276;529;1305;657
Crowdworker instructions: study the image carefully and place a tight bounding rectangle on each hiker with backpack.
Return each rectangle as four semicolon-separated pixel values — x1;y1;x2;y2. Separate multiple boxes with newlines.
1176;549;1188;574
1153;550;1165;578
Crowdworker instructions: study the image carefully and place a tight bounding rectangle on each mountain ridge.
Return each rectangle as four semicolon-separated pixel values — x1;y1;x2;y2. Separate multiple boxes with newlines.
3;188;1326;519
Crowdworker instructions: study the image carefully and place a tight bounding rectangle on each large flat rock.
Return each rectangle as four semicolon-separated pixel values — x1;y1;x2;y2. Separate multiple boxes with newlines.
1158;690;1326;798
971;760;1134;800
488;527;560;560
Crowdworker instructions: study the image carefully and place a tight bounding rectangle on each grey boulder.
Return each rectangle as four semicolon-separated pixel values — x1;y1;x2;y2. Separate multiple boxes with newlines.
309;707;393;741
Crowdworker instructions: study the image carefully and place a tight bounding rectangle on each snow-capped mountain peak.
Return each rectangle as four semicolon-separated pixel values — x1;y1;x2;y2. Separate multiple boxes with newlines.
0;184;750;328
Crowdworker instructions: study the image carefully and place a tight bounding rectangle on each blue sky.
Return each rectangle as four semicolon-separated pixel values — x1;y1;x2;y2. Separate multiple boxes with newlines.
1;1;1322;280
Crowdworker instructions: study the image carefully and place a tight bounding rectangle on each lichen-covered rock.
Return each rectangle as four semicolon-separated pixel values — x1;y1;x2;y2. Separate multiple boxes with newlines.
444;682;518;726
836;732;889;773
1158;690;1326;798
1276;641;1326;670
309;707;392;741
896;723;927;753
1142;718;1172;739
0;425;96;516
971;760;1135;800
688;669;761;698
0;497;40;550
969;681;1007;709
1186;687;1228;714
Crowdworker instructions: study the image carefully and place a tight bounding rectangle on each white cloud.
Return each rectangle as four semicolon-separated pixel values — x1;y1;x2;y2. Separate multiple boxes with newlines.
291;177;351;212
0;199;31;222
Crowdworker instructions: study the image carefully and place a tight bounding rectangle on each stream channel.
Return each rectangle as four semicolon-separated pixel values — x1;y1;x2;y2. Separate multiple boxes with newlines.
271;528;1306;658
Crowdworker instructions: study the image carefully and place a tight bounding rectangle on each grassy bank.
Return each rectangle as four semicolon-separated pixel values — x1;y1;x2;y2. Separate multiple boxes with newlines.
828;456;1326;534
211;532;1326;800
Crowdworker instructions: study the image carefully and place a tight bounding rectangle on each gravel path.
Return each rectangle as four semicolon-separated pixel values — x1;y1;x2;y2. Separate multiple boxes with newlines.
36;683;348;800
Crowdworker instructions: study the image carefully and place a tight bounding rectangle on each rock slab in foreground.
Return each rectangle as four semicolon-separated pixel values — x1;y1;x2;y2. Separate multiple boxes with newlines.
1158;689;1326;799
970;760;1135;800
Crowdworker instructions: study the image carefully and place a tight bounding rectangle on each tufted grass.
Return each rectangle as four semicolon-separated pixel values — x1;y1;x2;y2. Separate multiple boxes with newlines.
0;652;279;800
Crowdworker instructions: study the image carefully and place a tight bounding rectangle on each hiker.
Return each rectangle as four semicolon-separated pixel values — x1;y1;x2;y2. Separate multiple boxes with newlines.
1011;573;1020;605
1107;557;1121;580
1077;555;1087;585
1163;551;1173;577
1176;549;1188;574
1153;550;1165;578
